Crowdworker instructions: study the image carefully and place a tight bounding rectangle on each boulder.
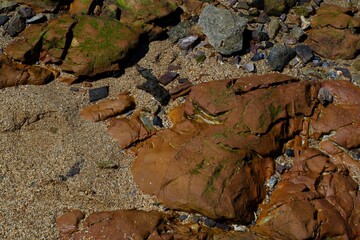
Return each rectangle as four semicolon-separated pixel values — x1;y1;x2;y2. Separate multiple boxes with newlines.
267;44;296;71
198;5;247;55
132;74;320;222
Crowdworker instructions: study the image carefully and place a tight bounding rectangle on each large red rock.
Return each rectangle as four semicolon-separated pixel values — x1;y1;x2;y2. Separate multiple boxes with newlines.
253;148;360;239
132;74;320;222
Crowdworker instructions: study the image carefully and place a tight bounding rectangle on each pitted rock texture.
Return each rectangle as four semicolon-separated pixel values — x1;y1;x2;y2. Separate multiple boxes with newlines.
252;148;360;239
131;73;321;222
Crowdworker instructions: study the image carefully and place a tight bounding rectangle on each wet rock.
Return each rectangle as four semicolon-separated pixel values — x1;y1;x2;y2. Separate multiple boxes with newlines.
17;5;36;18
267;45;296;71
198;5;247;55
311;4;360;29
3;12;26;37
107;113;155;149
0;15;9;25
81;94;135;122
295;44;313;63
264;0;287;16
0;1;17;14
89;86;109;103
0;55;54;89
132;74;320;221
253;148;360;239
158;71;179;85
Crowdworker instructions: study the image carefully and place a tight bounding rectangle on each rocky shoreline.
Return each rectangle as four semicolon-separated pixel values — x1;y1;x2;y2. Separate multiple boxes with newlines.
0;0;360;239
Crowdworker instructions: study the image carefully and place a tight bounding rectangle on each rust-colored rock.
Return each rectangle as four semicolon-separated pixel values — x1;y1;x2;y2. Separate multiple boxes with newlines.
253;148;360;239
57;210;85;239
306;28;360;60
81;94;135;122
132;74;320;222
0;55;54;89
107;113;155;149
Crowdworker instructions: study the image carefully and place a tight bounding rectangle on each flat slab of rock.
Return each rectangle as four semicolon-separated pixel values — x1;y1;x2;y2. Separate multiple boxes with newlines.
81;94;135;122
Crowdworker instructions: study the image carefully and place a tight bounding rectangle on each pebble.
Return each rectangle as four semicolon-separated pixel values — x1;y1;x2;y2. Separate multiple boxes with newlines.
242;62;256;72
216;222;231;230
66;160;83;178
167;20;192;43
276;164;287;174
178;214;188;221
295;44;313;63
89;86;109;102
268;176;278;188
257;11;270;23
153;115;163;127
17;5;35;18
318;87;333;105
300;16;311;30
158;71;179;85
267;19;280;39
290;26;305;41
137;77;170;106
252;30;269;42
178;35;198;51
251;52;265;61
335;67;351;79
285;149;295;157
327;69;338;79
0;15;9;25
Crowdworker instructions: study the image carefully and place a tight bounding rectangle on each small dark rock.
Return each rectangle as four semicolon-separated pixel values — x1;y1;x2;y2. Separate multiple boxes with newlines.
257;11;270;23
268;176;278;188
69;87;79;92
153;115;163;128
318;87;333;106
247;0;264;9
267;45;296;71
137;79;170;106
290;26;305;41
216;222;231;230
17;5;35;18
276;164;287;174
158;71;179;86
251;52;266;61
285;149;295;157
178;215;188;221
252;30;269;42
3;12;26;37
167;64;181;71
89;86;109;102
66;160;83;178
203;217;216;228
0;1;17;14
178;78;188;84
327;69;338;79
335;67;351;79
321;61;335;68
236;1;249;9
168;20;192;43
313;0;323;6
58;175;67;181
295;45;313;63
264;41;274;49
0;15;9;25
136;64;158;82
249;7;259;16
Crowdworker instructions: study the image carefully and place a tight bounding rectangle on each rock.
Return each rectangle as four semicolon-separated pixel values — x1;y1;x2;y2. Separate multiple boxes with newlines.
257;11;270;23
57;210;85;238
132;74;320;221
198;5;247;55
66;160;83;178
267;45;296;71
290;26;305;41
264;0;287;16
0;55;54;89
158;71;179;85
81;94;135;122
17;5;36;18
3;12;26;37
168;20;192;43
107;113;155;149
16;0;60;13
295;44;313;63
252;30;269;42
0;15;9;25
153;115;163;127
89;86;109;103
137;66;171;105
170;81;193;100
70;0;92;15
0;1;17;14
242;62;256;72
267;19;280;39
247;0;264;9
253;148;360;239
25;13;46;24
311;4;360;29
178;35;198;51
251;52;265;61
58;210;165;240
317;87;333;106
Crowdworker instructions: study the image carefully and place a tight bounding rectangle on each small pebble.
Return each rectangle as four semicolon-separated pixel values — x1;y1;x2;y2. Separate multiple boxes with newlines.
153;115;163;128
251;52;265;61
203;217;216;228
89;86;109;102
178;35;198;51
335;67;351;79
276;164;287;174
285;149;295;157
66;160;83;178
0;15;9;25
242;62;256;72
318;87;333;105
268;176;278;188
158;71;179;85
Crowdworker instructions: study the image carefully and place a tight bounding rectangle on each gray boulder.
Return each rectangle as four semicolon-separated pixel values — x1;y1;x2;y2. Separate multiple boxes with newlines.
267;45;295;71
199;5;247;55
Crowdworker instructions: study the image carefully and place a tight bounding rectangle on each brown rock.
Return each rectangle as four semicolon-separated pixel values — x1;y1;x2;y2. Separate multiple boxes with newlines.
107;113;155;149
80;94;135;122
57;210;85;238
70;0;93;15
17;0;60;13
311;4;360;29
253;148;360;239
306;28;360;60
132;74;320;221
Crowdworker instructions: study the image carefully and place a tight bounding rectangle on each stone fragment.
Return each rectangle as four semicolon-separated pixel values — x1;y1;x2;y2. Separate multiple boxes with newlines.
170;81;193;100
0;14;9;25
242;62;256;72
3;12;26;37
267;19;280;39
158;71;179;85
264;0;287;16
25;13;46;24
0;1;17;13
199;5;247;55
295;44;313;63
89;86;109;103
17;0;60;13
137;70;171;105
57;210;85;238
267;45;296;71
178;35;198;51
17;5;36;18
290;26;305;41
168;20;192;43
317;87;333;105
81;94;135;122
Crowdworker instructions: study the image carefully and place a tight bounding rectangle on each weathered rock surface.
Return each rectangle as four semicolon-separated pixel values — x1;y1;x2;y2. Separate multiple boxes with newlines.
264;0;287;16
132;73;320;222
80;94;135;122
253;148;360;239
199;5;247;55
267;44;296;71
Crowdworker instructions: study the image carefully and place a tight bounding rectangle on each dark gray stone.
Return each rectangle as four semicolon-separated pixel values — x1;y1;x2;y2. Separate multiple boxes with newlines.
295;44;313;63
318;87;333;105
285;148;294;157
168;20;192;43
153;115;163;127
267;45;296;71
252;30;269;41
286;0;297;8
66;160;83;178
17;5;35;18
3;12;25;37
0;1;17;14
251;52;265;61
290;26;305;41
89;86;109;102
199;5;247;55
0;14;9;25
335;67;351;79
